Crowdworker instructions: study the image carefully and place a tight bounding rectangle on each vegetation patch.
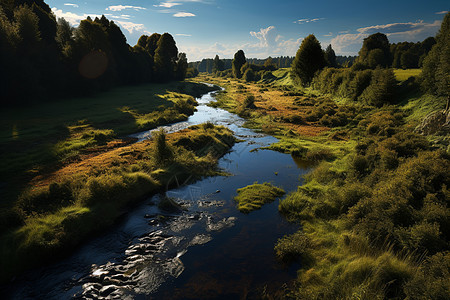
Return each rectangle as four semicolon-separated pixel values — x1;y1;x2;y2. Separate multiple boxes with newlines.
234;182;285;213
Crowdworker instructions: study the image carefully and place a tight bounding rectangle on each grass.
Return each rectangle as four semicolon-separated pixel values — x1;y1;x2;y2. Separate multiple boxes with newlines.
0;124;235;282
234;182;285;213
0;81;217;212
393;68;422;81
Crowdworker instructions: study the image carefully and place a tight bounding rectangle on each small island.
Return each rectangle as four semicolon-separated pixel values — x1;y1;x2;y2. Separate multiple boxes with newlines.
234;182;285;213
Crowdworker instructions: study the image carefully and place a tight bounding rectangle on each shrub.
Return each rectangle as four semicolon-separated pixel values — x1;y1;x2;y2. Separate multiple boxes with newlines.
152;129;174;166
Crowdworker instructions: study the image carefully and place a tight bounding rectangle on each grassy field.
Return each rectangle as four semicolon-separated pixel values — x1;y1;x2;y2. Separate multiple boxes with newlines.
0;81;216;204
197;69;449;299
394;68;422;81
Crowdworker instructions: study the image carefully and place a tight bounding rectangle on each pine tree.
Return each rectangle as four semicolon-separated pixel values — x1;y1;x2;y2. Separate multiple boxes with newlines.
421;12;449;98
291;34;326;86
325;44;337;67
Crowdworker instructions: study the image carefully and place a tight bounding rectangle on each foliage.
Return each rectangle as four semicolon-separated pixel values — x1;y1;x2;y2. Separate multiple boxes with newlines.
421;12;450;98
291;34;326;86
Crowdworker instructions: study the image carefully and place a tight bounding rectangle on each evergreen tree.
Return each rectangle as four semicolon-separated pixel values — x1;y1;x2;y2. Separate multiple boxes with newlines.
175;52;188;80
213;54;224;72
232;49;246;78
291;34;326;86
325;44;337;67
421;12;449;98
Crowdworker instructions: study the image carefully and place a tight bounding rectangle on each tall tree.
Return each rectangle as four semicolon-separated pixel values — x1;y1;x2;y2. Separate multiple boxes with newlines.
291;34;326;86
325;44;337;67
232;50;246;78
358;33;390;68
153;32;178;82
421;12;450;99
213;54;224;72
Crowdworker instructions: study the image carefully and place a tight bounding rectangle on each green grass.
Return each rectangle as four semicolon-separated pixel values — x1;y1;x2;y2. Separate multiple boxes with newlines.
393;68;422;81
234;182;285;213
0;81;216;204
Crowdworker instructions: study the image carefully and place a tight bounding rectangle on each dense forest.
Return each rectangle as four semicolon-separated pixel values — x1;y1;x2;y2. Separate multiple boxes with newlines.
0;0;188;107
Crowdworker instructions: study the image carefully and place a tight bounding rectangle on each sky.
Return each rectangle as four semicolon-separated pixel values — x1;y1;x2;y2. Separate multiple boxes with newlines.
47;0;448;62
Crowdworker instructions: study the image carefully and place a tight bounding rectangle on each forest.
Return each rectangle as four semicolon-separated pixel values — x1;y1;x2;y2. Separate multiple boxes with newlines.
0;0;188;106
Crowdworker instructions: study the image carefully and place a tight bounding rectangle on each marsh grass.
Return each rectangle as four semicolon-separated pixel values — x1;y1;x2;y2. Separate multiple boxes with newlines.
234;182;285;213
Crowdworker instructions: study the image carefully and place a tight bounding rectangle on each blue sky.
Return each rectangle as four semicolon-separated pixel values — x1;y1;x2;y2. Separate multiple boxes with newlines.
48;0;448;61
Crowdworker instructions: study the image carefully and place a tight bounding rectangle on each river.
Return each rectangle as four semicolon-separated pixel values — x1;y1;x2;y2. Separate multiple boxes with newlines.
5;84;310;299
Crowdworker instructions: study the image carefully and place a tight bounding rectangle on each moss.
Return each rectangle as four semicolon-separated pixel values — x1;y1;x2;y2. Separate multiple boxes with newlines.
234;182;285;213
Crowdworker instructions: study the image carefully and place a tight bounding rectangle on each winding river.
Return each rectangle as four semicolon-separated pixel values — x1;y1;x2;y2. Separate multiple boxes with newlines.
5;85;311;299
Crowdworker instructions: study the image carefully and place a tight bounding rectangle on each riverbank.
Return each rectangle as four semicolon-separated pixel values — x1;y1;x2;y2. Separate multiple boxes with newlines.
193;71;449;299
0;81;231;282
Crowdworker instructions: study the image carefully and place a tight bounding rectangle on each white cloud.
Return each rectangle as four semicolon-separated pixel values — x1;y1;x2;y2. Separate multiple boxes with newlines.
331;20;442;55
324;32;333;37
52;7;101;26
105;14;131;20
436;11;448;14
173;12;196;17
248;26;302;57
176;33;192;36
106;5;146;12
114;20;147;34
64;3;78;8
294;18;323;24
250;26;277;48
154;2;182;8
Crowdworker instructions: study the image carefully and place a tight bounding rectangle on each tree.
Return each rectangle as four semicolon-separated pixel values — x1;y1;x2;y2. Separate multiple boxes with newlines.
264;56;277;70
213;54;224;72
175;52;188;80
153;32;178;82
421;12;449;98
55;18;73;50
358;33;390;68
232;49;246;78
325;44;337;67
291;34;326;86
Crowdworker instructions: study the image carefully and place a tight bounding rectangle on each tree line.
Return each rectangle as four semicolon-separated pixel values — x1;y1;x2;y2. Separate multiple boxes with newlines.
291;12;448;106
0;0;188;107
